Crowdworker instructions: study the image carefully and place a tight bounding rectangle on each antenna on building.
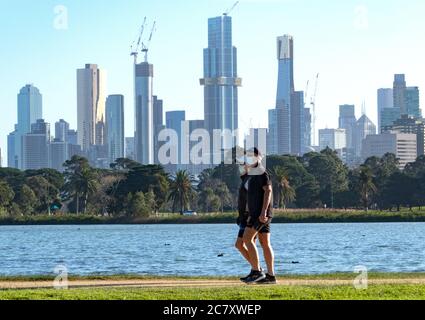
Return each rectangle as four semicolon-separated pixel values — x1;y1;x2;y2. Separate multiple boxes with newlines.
223;1;239;16
361;100;366;116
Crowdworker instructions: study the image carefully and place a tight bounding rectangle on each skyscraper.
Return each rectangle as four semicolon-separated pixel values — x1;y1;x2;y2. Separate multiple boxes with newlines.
267;109;277;155
290;91;305;155
106;95;124;163
125;137;135;160
153;96;164;164
134;62;154;165
22;119;50;170
319;128;346;154
406;86;421;119
166;111;186;172
353;114;377;160
377;88;394;131
393;74;407;115
55;119;70;142
11;84;43;169
7;128;17;168
338;105;357;149
200;14;241;158
77;64;107;152
275;35;294;155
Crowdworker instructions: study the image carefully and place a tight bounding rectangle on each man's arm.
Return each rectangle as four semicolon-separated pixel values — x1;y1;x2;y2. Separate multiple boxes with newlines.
260;185;272;223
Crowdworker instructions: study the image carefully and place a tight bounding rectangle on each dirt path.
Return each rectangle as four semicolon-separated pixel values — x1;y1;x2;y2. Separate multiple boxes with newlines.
2;278;425;290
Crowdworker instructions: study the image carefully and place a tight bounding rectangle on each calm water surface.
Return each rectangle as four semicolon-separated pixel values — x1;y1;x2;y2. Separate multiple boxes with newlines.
0;223;424;276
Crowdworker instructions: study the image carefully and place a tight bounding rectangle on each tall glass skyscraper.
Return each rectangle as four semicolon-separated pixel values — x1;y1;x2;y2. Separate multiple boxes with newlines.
77;64;107;152
339;104;357;149
135;62;154;165
106;95;125;163
200;15;241;157
9;84;43;169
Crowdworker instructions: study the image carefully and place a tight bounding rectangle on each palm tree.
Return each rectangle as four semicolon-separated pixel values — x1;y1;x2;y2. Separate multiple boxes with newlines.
359;166;377;212
168;170;195;214
63;156;98;214
271;167;296;210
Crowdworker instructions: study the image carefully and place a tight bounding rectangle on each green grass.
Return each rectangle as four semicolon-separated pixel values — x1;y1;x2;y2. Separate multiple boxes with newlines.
2;284;425;300
2;273;425;300
2;209;425;225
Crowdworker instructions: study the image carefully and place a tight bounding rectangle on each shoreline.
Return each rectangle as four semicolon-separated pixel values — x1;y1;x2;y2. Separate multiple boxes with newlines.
1;210;425;226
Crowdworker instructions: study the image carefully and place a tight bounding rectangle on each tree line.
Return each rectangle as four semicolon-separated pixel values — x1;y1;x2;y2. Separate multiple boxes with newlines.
1;148;425;217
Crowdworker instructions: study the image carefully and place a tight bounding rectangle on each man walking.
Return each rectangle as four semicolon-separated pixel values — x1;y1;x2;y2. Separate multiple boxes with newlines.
242;148;276;284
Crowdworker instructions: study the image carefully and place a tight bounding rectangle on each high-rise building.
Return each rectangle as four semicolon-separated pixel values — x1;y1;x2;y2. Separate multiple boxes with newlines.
153;96;164;164
200;14;241;159
50;139;68;172
267;109;277;155
55;119;70;142
22;119;50;170
394;74;407;115
406;86;421;119
106;95;125;163
377;88;394;131
125;137;135;160
362;133;417;169
338;105;357;149
383;115;425;157
303;107;312;153
134;62;154;165
353;115;377;161
275;35;294;155
77;64;107;152
319;129;347;151
290;91;305;155
12;84;43;169
166;111;186;172
7;127;18;168
67;129;78;146
181;120;208;176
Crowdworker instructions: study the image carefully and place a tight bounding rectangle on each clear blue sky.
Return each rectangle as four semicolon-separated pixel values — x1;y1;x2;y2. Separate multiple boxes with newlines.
1;0;425;164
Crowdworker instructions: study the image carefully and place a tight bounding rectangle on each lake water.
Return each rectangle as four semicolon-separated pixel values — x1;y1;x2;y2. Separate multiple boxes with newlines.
1;223;425;276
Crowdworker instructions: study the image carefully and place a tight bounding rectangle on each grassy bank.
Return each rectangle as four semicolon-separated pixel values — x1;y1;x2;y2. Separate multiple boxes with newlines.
3;284;425;300
2;273;425;300
2;209;425;225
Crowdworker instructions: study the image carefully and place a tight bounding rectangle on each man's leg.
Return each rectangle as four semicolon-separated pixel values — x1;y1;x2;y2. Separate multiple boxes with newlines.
235;237;250;262
259;232;275;276
242;227;261;271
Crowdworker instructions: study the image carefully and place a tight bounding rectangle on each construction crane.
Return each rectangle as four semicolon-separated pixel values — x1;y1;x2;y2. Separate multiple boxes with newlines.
130;17;147;64
223;1;239;16
142;21;156;62
310;73;319;146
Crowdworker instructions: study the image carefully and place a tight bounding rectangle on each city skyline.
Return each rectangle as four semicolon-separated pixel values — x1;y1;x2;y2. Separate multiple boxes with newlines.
1;0;425;160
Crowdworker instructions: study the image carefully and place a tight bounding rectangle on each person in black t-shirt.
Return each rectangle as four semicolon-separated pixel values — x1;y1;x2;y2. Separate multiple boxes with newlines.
241;148;276;284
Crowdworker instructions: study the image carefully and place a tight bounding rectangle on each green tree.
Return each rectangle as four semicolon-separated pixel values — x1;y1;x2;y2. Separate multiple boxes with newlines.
302;148;349;208
358;166;377;211
270;167;295;209
0;179;15;213
16;184;38;215
168;170;195;214
63;156;98;214
26;175;59;214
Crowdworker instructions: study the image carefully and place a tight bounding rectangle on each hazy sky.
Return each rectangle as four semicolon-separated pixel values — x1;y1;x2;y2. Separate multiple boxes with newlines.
1;0;425;164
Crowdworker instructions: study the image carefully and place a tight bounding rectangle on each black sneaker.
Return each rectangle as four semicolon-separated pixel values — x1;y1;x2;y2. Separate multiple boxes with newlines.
257;274;277;285
240;270;254;282
245;270;266;284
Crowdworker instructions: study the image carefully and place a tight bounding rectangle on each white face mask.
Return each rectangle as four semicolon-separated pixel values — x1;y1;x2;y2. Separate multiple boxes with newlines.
246;156;258;166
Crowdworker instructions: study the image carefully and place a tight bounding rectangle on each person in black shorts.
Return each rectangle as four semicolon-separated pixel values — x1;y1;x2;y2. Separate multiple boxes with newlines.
241;148;276;284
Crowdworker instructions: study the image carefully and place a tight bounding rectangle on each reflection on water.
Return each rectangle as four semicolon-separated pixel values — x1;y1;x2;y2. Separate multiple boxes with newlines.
0;223;425;276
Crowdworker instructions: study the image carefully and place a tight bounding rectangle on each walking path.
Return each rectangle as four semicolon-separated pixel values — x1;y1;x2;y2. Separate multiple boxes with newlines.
1;278;425;290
